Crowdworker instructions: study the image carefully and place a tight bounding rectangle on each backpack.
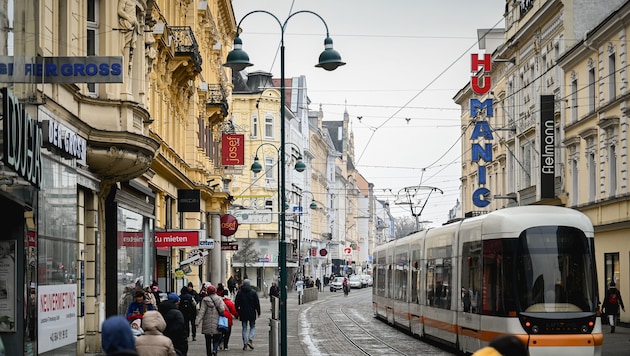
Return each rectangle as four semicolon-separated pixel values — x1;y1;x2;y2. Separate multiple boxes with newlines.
609;291;619;305
179;298;195;315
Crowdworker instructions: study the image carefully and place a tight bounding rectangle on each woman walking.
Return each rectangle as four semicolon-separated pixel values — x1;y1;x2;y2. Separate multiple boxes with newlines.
195;284;225;356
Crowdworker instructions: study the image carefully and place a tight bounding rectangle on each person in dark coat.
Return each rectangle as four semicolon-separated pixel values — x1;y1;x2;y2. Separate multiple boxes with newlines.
179;286;197;341
602;281;625;333
227;276;237;297
158;293;188;355
234;279;260;350
101;315;138;355
186;282;201;303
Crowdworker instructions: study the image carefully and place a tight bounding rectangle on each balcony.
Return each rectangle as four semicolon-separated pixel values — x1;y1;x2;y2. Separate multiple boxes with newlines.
205;84;229;118
169;26;202;73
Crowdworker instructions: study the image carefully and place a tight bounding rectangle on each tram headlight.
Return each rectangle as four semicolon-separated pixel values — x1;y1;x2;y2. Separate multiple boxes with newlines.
531;325;539;334
580;325;589;333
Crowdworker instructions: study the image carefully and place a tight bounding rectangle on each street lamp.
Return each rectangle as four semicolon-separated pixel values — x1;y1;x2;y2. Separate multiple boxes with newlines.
224;9;344;356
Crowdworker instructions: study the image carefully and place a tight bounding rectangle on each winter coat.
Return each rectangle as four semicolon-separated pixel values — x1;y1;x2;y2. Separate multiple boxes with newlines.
223;297;238;326
195;294;225;335
134;311;176;356
126;300;155;321
234;284;260;322
602;287;625;316
178;290;197;320
101;315;138;355
158;300;188;355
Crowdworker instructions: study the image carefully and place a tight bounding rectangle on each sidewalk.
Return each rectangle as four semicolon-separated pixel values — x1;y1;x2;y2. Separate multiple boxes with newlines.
187;290;306;355
602;322;630;355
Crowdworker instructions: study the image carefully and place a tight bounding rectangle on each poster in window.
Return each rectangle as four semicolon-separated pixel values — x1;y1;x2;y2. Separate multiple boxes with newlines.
0;240;16;332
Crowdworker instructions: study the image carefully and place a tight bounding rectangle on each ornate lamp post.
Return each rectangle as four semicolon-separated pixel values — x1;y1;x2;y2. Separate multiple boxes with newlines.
224;10;344;356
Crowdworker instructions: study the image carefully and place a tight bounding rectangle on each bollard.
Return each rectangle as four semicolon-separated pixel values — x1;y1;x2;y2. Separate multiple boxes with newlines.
269;318;280;356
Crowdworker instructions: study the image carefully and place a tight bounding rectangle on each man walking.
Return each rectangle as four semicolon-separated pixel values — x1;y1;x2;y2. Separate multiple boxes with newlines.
235;279;260;350
602;281;625;333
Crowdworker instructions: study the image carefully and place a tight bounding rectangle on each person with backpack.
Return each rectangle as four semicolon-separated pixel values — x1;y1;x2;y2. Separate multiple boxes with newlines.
158;293;188;355
179;287;197;341
602;280;625;333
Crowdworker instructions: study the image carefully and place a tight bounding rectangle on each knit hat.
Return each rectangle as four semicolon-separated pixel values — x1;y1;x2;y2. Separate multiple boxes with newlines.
101;315;135;353
610;281;616;287
206;285;217;295
167;293;180;303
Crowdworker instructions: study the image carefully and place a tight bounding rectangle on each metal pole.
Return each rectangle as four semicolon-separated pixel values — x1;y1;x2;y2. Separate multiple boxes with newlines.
279;42;288;356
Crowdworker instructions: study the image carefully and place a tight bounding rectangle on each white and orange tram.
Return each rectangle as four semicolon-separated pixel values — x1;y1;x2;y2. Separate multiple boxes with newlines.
372;206;602;355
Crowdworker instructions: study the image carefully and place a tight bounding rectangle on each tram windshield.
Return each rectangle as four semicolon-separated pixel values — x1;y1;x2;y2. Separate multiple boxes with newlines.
516;226;595;313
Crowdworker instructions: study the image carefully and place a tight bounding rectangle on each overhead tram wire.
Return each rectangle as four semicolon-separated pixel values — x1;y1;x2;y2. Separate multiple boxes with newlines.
355;17;505;166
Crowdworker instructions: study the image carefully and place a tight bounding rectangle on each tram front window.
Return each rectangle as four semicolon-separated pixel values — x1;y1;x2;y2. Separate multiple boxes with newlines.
516;226;594;313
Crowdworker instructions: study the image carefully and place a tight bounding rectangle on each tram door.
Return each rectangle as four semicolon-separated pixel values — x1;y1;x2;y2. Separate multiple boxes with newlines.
460;240;482;351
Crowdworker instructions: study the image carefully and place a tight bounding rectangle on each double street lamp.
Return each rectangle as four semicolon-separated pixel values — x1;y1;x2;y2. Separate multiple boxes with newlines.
224;9;345;356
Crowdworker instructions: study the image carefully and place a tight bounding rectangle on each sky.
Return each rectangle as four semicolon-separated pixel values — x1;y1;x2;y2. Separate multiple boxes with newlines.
231;0;505;227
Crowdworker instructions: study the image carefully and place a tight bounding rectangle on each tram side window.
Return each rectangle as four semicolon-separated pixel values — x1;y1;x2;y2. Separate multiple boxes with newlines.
481;239;517;316
376;252;386;297
394;249;408;301
411;249;421;304
462;241;482;314
426;258;452;309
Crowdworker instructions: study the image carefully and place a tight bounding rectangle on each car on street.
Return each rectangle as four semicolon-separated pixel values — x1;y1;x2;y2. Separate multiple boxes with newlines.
348;275;363;289
329;276;345;292
360;274;373;287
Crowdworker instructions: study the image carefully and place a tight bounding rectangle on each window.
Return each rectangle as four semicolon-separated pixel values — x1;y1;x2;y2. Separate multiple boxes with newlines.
265;157;274;181
265;114;274;139
609;53;616;102
521;143;531;188
87;0;98;96
461;241;482;313
609;145;617;196
571;79;578;122
588;68;595;114
605;253;620;288
588;152;596;202
571;159;579;205
251;114;258;138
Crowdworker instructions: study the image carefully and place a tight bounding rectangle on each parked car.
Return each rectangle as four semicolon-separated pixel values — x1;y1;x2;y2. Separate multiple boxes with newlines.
329;276;345;292
348;275;363;289
360;274;373;287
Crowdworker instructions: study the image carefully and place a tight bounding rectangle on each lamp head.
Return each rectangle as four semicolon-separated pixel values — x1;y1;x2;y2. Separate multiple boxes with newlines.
250;156;263;174
315;37;346;71
223;36;253;72
309;200;318;210
294;154;307;173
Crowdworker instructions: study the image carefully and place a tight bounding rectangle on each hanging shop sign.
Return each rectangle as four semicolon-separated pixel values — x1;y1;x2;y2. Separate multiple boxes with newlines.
221;134;245;165
540;95;555;199
220;214;238;236
0;56;123;83
469;54;494;208
41;116;87;165
177;189;200;212
1;88;42;187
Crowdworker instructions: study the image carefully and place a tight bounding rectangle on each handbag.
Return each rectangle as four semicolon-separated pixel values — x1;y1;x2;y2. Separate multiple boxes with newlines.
213;297;229;330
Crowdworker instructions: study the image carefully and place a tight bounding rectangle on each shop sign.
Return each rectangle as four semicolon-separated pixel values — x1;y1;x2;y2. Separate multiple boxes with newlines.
220;214;238;236
221;134;244;165
155;230;201;248
0;56;123;83
38;284;78;353
1;88;42;187
41;116;87;165
118;231;143;247
177;189;200;212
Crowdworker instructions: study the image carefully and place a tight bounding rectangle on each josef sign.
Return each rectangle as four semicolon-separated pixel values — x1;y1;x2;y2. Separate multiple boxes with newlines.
220;214;238;236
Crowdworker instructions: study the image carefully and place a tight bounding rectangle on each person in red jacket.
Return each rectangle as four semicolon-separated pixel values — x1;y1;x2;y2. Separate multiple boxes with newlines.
217;285;238;350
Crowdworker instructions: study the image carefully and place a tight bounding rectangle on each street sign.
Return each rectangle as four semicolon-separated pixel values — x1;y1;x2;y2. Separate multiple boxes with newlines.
198;240;215;249
221;244;238;251
259;258;270;263
344;247;352;256
229;209;273;224
180;250;208;266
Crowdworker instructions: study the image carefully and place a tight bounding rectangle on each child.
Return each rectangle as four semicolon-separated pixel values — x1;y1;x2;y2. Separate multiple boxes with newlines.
130;318;144;338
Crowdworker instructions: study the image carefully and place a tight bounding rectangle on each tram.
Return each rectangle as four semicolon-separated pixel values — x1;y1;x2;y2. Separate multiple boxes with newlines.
372;206;602;355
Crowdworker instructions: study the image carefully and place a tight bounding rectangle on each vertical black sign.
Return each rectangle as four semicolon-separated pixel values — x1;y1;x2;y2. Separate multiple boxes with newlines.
177;189;201;212
540;95;555;199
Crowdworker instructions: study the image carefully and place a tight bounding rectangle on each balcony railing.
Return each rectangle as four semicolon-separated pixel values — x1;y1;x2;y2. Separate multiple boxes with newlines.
206;84;229;117
169;26;202;72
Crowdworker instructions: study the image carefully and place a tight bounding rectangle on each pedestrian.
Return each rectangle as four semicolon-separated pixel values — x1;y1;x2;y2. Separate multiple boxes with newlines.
130;318;144;338
143;286;158;309
158;293;188;355
134;310;177;356
151;281;163;307
186;282;201;304
126;289;155;322
602;280;625;333
227;276;236;297
269;282;280;301
472;334;527;356
195;284;225;356
179;286;198;341
315;278;321;291
101;315;138;355
234;279;260;351
218;285;239;351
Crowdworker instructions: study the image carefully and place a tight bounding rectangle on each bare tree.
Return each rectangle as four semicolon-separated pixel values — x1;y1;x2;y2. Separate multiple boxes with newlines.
394;216;418;238
232;237;259;279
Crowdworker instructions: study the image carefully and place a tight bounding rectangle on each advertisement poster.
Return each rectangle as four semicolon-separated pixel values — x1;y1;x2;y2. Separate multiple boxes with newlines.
38;284;78;353
0;240;15;332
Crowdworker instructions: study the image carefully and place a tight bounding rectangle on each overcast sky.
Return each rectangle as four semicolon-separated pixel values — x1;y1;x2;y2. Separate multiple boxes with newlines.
230;0;505;226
